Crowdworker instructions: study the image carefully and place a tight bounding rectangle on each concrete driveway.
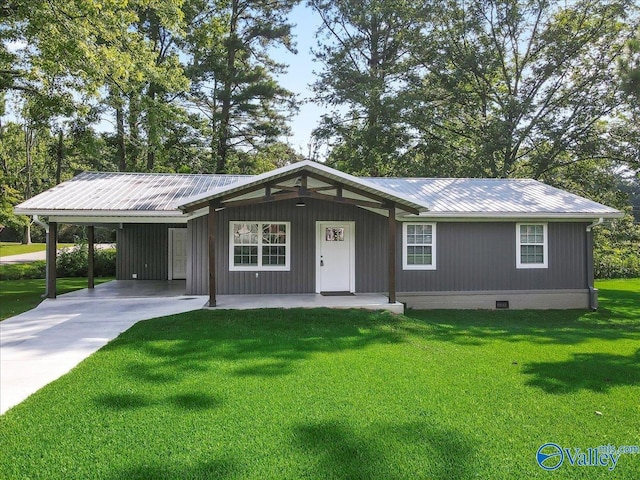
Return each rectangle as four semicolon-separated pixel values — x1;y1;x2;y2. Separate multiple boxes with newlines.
0;292;207;414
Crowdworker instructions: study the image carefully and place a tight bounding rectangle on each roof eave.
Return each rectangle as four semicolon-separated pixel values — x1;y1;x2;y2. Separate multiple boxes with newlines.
408;211;624;220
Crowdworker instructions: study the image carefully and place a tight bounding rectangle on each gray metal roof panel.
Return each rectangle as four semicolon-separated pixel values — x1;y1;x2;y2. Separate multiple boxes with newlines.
365;178;620;215
16;172;248;212
16;171;621;217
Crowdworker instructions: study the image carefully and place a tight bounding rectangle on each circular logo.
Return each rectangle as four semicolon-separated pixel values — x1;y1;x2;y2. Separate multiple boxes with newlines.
537;443;564;471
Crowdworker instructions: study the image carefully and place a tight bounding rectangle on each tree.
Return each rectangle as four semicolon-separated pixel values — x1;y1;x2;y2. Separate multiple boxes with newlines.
186;0;299;173
410;0;638;179
309;0;431;176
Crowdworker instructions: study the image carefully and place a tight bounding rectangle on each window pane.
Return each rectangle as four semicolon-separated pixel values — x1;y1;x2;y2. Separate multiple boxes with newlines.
233;246;258;266
520;225;543;244
407;224;432;245
407;246;432;265
234;223;259;245
520;245;544;264
262;245;286;265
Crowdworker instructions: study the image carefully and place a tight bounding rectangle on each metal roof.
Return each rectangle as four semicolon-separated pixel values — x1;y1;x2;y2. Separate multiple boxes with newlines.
178;160;425;214
15;172;248;214
15;166;621;219
364;177;621;217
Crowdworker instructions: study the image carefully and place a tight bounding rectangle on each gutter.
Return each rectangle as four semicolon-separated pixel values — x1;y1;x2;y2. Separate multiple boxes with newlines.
586;217;604;310
31;215;50;298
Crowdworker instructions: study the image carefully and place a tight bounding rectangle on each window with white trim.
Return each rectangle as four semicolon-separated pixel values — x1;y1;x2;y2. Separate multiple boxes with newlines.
230;222;290;271
403;223;436;270
516;223;548;269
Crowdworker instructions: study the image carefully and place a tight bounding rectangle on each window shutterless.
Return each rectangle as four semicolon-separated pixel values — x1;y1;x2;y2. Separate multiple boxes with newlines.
229;222;290;271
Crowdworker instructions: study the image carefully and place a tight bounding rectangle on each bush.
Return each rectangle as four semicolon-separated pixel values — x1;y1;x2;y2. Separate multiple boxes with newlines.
0;261;47;280
95;249;116;277
56;244;117;278
594;247;640;279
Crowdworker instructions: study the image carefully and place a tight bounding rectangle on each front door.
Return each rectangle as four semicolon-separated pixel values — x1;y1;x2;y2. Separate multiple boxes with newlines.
169;228;187;280
316;222;355;293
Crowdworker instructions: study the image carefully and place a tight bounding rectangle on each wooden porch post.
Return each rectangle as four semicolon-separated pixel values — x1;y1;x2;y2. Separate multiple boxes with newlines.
388;204;397;304
208;201;217;307
87;225;95;289
47;222;57;299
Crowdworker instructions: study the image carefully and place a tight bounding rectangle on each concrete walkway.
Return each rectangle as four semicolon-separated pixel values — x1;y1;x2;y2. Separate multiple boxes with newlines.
0;292;207;414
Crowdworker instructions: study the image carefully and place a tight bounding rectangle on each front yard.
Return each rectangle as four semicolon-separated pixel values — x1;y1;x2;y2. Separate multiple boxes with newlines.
0;279;638;479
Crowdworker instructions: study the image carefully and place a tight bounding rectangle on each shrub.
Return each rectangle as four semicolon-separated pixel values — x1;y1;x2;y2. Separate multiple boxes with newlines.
0;261;47;280
56;244;117;278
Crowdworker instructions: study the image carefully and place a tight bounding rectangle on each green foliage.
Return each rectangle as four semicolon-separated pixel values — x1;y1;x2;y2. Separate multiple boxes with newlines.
0;261;47;281
594;213;640;279
186;0;299;173
56;244;117;278
0;282;638;477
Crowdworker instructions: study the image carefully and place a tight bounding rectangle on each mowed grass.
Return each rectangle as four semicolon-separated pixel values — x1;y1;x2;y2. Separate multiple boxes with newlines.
0;242;73;256
0;280;638;479
0;278;113;320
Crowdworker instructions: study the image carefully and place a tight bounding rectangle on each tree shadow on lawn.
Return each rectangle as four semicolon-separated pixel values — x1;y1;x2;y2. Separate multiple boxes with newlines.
95;391;223;411
106;457;236;480
102;308;407;382
522;349;640;394
404;308;640;347
292;420;475;479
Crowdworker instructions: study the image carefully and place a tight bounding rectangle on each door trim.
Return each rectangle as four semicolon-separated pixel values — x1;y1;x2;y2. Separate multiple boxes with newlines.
168;228;187;280
315;221;355;293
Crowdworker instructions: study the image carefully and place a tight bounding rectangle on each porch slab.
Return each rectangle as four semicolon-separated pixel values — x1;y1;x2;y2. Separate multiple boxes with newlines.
60;280;187;298
211;293;404;314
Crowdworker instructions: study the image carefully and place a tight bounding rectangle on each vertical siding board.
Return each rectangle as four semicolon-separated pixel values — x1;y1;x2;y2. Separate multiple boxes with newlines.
396;222;587;292
117;223;184;281
183;205;588;295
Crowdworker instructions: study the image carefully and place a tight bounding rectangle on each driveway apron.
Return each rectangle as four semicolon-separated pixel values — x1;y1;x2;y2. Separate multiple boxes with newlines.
0;295;206;414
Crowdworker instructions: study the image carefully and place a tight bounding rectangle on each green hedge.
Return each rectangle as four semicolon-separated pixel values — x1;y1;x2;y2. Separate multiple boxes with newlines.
0;247;116;280
594;247;640;279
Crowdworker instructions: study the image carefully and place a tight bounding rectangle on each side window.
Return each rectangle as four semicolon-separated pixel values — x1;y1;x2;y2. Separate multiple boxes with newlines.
403;223;436;270
516;223;548;269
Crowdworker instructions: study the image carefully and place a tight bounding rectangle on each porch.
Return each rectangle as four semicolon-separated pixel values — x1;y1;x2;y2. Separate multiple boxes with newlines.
59;280;404;313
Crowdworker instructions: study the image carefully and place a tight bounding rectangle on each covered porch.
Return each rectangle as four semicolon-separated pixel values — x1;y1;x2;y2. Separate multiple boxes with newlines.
59;280;404;313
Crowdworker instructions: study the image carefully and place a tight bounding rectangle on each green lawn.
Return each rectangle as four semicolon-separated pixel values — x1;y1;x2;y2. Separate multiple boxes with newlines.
0;242;74;257
0;279;638;479
0;278;113;320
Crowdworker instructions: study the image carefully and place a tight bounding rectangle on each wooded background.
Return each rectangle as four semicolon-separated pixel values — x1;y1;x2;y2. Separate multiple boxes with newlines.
1;0;638;276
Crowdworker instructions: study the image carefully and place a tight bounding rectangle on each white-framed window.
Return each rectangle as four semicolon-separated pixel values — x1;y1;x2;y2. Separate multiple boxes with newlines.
516;223;548;269
403;223;436;270
229;222;290;271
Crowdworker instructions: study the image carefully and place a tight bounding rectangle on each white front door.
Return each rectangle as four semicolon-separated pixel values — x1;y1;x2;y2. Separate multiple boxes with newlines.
169;228;187;280
316;222;355;293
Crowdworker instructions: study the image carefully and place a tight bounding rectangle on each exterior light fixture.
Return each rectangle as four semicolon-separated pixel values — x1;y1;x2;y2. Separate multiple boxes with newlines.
295;199;306;207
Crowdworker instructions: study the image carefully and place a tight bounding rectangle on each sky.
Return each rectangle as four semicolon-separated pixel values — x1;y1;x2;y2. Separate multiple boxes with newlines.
270;3;327;156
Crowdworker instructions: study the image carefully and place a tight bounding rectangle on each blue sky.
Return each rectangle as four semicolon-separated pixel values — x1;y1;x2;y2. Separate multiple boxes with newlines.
271;3;326;156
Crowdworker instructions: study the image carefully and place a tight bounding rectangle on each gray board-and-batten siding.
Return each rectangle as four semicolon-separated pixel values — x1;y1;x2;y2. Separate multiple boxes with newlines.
116;223;185;280
185;198;591;295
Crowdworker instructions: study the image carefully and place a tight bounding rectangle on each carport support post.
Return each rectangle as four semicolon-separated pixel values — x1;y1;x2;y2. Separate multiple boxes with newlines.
208;201;217;307
47;222;57;299
388;204;397;304
88;226;95;289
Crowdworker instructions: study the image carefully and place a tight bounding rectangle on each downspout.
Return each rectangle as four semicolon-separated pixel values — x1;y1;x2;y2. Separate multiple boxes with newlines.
32;215;49;298
586;218;604;310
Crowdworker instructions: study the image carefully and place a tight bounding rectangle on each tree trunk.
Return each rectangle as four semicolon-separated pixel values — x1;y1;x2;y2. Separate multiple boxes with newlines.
146;84;157;171
215;0;239;174
116;101;127;171
23;126;34;244
55;129;64;184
